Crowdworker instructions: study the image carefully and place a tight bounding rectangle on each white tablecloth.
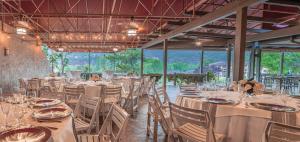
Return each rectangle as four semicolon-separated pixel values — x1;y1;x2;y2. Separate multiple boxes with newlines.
175;91;300;142
70;81;119;97
0;102;76;142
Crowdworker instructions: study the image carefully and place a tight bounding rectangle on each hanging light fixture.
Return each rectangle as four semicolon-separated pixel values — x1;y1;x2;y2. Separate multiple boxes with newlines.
15;18;31;35
127;16;137;36
113;48;118;52
16;27;27;35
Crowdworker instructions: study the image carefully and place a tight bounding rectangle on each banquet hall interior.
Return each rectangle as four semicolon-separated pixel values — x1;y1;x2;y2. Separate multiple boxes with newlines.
1;0;300;142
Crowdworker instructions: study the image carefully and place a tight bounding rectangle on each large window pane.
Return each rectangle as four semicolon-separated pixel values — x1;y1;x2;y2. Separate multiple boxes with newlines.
284;52;300;75
261;52;280;75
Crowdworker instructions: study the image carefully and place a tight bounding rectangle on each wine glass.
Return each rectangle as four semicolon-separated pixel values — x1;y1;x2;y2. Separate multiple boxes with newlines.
0;103;11;128
272;82;281;95
14;106;27;128
280;88;290;106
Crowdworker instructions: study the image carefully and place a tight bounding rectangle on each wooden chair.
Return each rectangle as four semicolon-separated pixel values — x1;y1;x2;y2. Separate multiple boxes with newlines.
103;85;122;104
143;77;156;96
154;86;170;108
18;78;27;90
168;103;224;142
100;85;122;119
27;79;40;97
74;95;102;134
265;121;300;142
122;78;143;116
64;85;85;108
179;83;199;94
77;104;129;142
147;95;171;142
40;79;64;100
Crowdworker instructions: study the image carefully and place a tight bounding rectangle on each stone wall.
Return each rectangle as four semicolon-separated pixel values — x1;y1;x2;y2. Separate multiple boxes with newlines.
0;24;50;93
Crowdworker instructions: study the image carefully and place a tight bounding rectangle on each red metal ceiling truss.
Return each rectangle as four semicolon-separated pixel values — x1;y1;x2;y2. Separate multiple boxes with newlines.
0;0;299;52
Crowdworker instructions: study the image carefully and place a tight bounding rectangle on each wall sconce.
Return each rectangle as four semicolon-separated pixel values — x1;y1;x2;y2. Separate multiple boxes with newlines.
4;48;9;56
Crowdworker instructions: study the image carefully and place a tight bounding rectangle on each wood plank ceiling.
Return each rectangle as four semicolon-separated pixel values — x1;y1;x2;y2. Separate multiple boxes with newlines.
0;0;299;52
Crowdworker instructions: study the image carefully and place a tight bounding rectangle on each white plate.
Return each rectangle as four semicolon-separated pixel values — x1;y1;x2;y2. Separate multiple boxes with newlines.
32;99;61;107
32;107;71;120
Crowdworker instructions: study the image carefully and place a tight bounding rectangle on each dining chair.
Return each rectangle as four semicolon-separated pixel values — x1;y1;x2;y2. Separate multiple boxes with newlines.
122;78;143;116
64;85;85;108
147;95;171;142
26;79;40;97
141;76;151;95
143;77;156;96
18;78;27;90
154;86;170;107
168;103;224;142
74;95;102;134
179;83;199;94
100;84;122;119
77;104;129;142
265;121;300;142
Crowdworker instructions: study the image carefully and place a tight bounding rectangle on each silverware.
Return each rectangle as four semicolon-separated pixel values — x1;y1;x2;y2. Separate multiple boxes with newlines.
37;119;62;123
44;126;58;130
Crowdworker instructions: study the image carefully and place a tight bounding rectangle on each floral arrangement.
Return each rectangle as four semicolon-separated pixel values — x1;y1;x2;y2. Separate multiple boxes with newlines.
90;74;101;81
239;78;264;95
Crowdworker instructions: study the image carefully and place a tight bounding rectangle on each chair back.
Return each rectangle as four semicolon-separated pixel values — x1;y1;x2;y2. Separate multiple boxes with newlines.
49;79;61;92
154;86;170;106
179;83;198;93
18;78;27;89
64;85;85;103
74;95;102;133
169;103;210;128
103;85;122;102
265;121;300;142
169;103;216;142
99;104;129;142
27;79;39;90
148;95;170;133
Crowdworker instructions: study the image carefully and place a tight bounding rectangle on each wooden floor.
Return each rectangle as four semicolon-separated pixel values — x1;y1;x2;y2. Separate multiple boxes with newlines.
123;86;178;142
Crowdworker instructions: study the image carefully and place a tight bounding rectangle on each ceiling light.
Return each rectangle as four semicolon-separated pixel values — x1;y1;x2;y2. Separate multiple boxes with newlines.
16;27;27;35
127;28;137;36
113;48;118;52
195;41;202;46
58;48;64;52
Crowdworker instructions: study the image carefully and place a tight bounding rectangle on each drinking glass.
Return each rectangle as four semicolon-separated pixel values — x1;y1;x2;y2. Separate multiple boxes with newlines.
0;103;11;128
14;106;27;128
272;83;281;95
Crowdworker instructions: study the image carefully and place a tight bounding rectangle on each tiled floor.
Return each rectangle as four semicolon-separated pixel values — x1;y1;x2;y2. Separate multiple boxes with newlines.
124;86;179;142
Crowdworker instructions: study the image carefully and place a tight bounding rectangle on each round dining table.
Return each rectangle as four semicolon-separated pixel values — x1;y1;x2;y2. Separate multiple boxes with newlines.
0;101;76;142
175;91;300;142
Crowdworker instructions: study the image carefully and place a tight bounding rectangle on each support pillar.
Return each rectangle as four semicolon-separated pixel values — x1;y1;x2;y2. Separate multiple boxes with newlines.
226;44;232;79
200;49;204;73
88;51;91;73
233;7;247;81
248;47;256;79
141;49;144;76
255;48;262;81
163;39;168;92
279;51;284;75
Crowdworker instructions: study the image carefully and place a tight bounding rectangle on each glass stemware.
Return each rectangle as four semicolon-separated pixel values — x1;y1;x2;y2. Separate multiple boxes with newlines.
0;103;11;128
13;105;27;128
280;88;290;106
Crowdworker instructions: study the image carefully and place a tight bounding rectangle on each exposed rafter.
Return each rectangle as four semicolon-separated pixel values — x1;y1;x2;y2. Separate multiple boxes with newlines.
142;0;267;49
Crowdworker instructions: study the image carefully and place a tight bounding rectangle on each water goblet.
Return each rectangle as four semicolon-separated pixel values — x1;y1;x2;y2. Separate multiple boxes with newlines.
14;106;27;128
0;103;11;128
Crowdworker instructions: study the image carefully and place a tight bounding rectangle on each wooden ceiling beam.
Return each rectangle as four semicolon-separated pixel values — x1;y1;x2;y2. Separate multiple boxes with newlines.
247;25;300;42
166;21;272;33
142;0;267;49
265;0;300;7
186;31;234;39
184;10;280;24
